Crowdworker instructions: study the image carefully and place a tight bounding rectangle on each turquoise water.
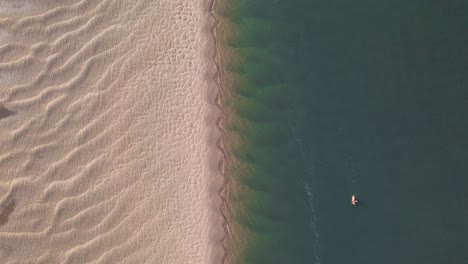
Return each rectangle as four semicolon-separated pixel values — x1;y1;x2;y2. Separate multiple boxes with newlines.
223;1;468;263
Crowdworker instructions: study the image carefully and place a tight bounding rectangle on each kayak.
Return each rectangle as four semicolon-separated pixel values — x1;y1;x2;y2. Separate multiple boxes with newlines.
351;195;358;206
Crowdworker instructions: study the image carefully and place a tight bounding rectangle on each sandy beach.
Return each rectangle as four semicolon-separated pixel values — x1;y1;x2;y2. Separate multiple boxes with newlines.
0;0;225;263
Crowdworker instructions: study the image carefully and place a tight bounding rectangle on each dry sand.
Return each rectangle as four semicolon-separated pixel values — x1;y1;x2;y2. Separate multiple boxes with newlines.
0;0;226;263
0;107;15;119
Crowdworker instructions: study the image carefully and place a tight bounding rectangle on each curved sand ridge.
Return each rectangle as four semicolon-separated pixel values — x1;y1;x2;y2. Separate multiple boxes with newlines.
0;0;225;263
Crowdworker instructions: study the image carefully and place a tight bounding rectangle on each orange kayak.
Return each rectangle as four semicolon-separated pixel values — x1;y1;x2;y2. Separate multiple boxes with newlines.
351;195;358;206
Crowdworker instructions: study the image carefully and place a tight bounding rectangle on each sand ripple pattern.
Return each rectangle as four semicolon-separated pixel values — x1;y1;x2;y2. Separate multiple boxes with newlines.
0;0;224;263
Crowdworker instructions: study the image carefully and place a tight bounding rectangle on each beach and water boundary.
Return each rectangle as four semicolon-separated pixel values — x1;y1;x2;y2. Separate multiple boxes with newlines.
0;0;468;263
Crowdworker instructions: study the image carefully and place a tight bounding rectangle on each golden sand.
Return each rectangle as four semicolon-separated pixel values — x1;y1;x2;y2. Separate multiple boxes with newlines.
0;0;225;263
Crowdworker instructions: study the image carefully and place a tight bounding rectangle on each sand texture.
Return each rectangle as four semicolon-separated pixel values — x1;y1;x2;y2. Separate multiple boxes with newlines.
0;0;225;263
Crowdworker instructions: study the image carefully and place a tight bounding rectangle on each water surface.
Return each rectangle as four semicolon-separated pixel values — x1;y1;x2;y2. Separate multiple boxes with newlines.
223;1;468;263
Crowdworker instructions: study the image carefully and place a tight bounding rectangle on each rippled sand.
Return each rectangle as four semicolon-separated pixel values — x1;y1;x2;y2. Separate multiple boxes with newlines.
0;0;225;263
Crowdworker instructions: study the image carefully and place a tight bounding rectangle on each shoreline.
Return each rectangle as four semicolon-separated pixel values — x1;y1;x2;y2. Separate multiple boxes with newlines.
207;0;230;263
206;1;250;263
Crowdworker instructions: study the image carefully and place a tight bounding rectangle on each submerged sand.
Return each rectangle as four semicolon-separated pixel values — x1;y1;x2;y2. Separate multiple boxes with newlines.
0;0;225;263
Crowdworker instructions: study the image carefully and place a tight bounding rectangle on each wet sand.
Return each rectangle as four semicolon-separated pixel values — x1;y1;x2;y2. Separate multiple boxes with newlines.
0;0;225;263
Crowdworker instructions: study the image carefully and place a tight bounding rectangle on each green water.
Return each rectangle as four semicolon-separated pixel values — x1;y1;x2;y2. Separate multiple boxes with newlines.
222;1;468;263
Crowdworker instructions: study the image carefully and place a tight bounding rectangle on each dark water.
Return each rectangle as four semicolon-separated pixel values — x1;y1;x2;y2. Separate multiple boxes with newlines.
222;1;468;263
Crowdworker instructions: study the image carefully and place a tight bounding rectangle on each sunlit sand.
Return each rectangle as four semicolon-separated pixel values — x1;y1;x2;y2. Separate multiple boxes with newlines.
0;0;225;263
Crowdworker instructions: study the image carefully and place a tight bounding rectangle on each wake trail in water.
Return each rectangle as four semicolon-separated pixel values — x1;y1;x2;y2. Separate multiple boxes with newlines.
290;123;321;264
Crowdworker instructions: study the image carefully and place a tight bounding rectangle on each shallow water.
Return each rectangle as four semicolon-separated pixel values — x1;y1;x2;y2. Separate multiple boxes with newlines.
223;1;468;263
